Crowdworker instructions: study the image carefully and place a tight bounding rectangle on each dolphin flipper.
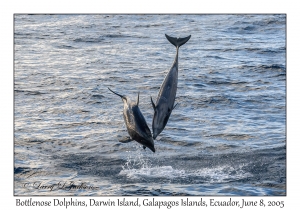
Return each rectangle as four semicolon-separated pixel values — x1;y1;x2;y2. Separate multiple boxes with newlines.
150;96;156;110
119;136;134;143
172;103;178;110
137;92;139;106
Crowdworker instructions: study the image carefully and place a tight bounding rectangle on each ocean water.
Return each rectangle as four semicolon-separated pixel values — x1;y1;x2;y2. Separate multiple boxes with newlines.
14;14;286;196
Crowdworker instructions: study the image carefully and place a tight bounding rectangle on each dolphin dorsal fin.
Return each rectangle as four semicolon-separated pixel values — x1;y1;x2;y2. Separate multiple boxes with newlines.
137;92;140;106
150;96;155;110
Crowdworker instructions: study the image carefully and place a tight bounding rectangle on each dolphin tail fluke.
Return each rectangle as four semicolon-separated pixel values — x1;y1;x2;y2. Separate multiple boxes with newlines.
165;34;191;48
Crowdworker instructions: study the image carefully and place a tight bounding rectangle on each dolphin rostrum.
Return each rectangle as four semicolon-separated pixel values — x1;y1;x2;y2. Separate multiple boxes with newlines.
108;87;155;152
151;34;191;140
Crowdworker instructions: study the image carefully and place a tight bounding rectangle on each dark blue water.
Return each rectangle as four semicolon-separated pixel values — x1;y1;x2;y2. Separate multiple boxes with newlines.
14;14;286;196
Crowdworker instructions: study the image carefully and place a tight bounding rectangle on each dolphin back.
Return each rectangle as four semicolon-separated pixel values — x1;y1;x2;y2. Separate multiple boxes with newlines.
165;34;191;48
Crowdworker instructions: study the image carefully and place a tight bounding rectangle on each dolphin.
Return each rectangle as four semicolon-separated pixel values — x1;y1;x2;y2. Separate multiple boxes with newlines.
151;34;191;140
108;87;155;152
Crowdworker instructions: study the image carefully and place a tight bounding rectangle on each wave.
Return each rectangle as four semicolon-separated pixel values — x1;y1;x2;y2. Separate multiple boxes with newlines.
56;44;76;49
134;23;163;28
207;133;253;141
73;37;105;43
231;15;285;28
200;46;285;54
15;89;46;95
234;64;286;73
72;33;149;43
258;64;285;70
205;55;226;60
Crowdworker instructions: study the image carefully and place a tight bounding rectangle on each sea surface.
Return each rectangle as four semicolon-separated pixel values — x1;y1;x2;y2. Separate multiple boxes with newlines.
14;14;286;196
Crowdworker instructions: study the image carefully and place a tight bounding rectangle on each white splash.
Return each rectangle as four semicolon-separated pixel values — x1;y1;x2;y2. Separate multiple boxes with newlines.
119;164;252;183
191;165;253;183
119;166;186;179
120;145;252;182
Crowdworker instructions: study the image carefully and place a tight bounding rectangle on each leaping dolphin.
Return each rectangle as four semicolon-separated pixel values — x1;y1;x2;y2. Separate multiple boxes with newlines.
108;87;155;152
151;34;191;140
